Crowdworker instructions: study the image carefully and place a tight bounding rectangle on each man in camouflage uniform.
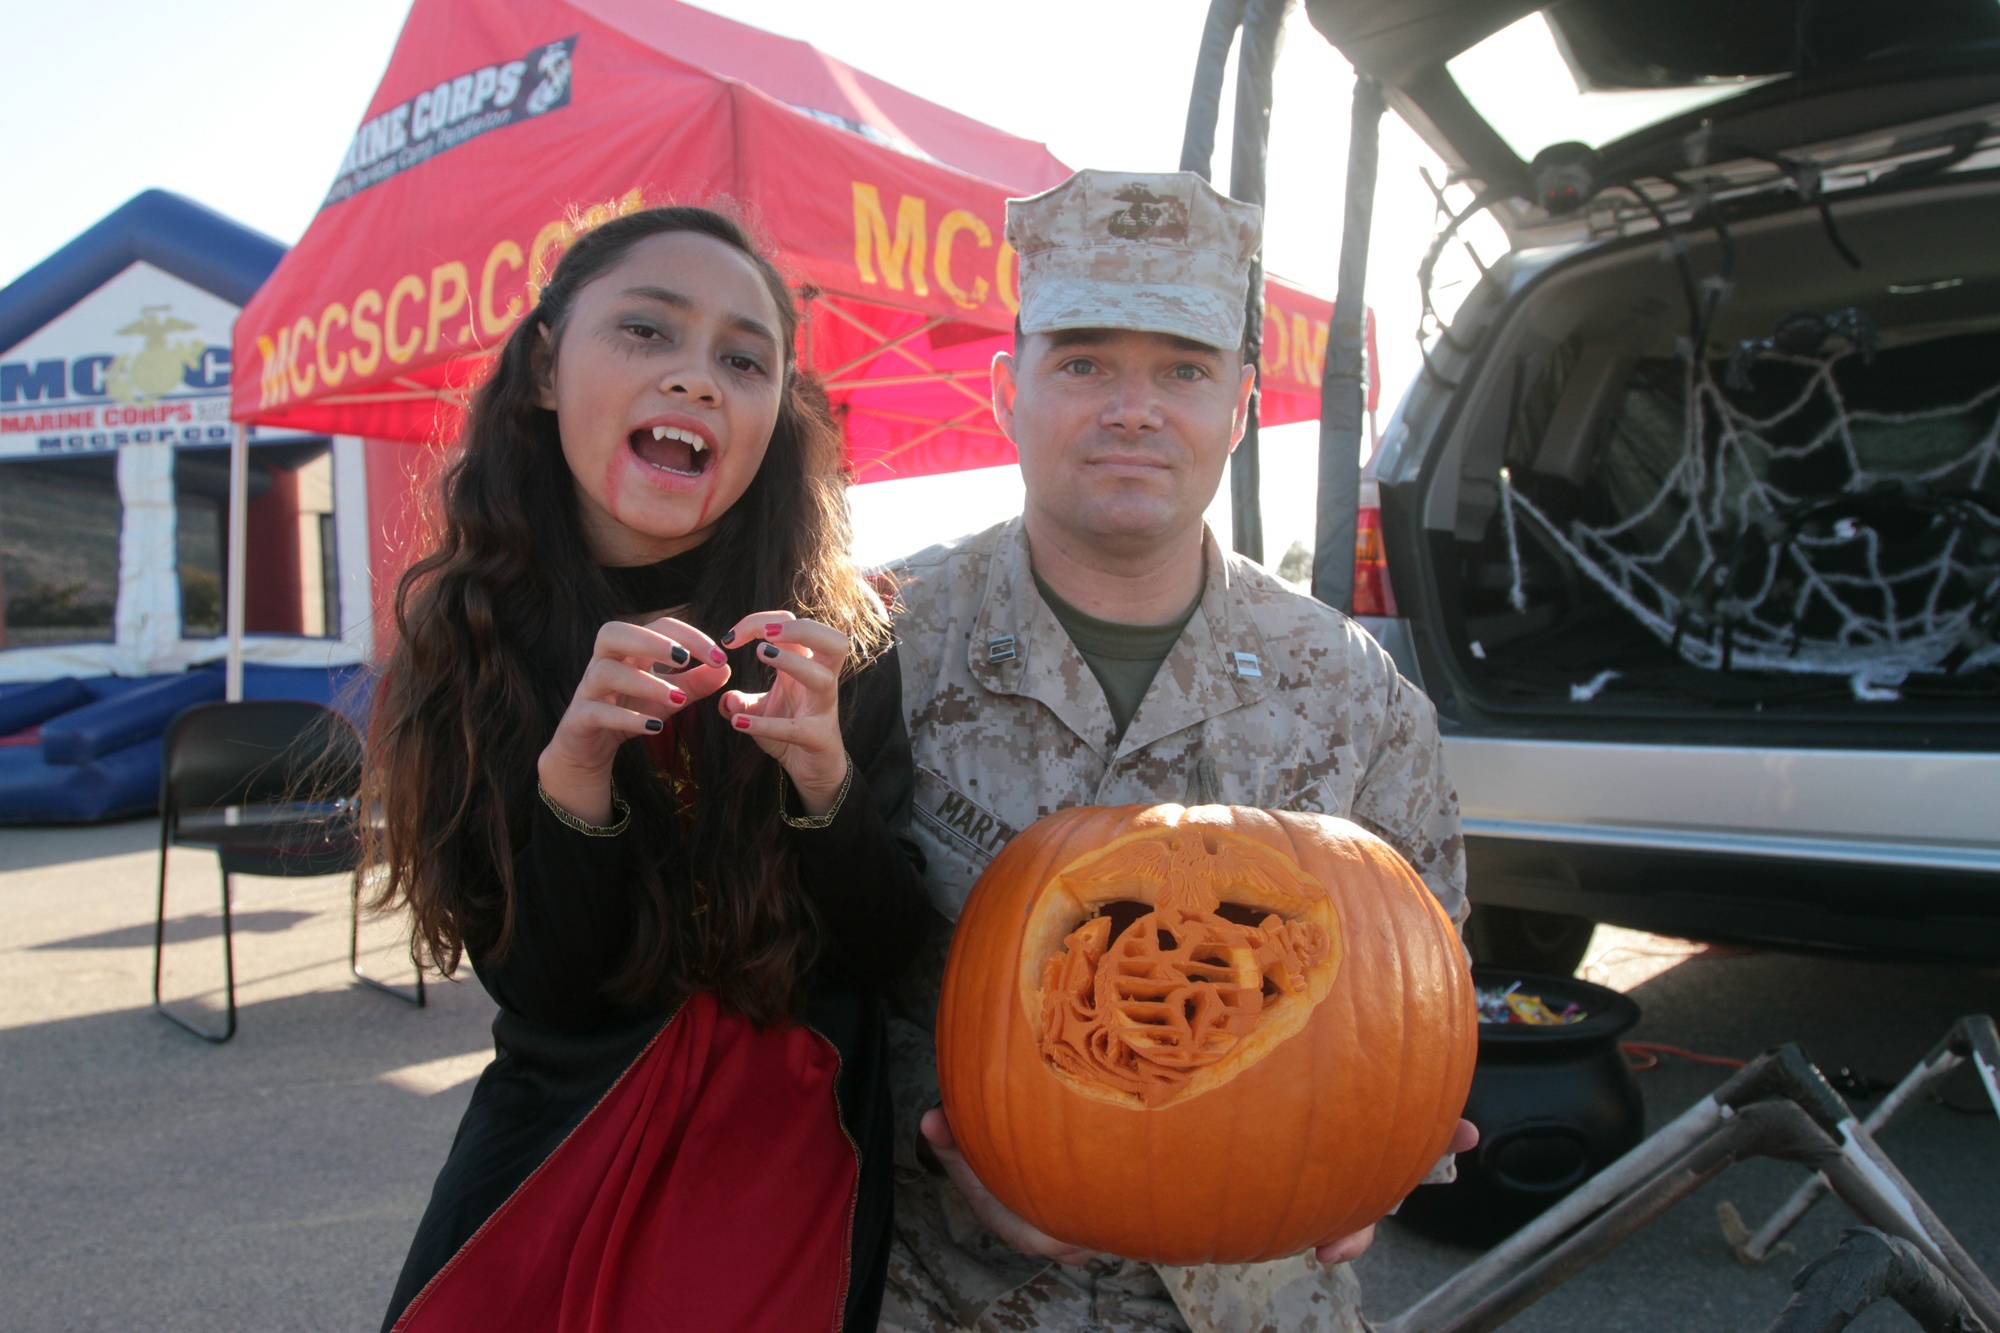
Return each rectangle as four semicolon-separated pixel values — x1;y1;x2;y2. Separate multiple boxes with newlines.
879;169;1468;1333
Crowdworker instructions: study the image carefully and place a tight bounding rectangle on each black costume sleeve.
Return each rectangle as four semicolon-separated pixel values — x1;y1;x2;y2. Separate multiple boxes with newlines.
786;644;934;987
477;797;645;1031
475;645;932;1030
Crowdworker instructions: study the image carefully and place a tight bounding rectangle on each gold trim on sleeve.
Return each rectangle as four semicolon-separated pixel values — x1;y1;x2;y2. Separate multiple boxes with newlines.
538;781;632;837
779;758;853;830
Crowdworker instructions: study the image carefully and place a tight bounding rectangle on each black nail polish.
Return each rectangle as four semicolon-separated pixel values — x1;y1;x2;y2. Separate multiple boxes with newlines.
718;630;737;646
652;661;675;677
759;641;779;659
670;644;690;665
644;717;664;733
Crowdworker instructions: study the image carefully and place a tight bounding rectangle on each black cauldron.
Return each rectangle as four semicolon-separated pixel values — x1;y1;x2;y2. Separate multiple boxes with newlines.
1393;967;1644;1246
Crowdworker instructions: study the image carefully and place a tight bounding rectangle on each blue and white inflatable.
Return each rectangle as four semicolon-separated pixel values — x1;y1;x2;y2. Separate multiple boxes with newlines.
0;192;378;822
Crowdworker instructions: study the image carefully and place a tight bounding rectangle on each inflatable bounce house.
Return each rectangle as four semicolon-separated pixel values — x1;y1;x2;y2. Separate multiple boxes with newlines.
0;191;413;822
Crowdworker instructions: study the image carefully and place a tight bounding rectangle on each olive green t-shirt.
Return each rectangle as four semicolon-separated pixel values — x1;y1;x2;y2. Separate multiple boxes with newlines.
1033;570;1201;742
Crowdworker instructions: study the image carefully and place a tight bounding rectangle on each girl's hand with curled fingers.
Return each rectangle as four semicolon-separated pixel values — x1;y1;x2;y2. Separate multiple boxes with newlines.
715;612;850;815
537;618;732;826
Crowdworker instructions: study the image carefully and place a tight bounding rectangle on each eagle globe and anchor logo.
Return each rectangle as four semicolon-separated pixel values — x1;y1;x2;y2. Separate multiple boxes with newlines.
1106;184;1190;242
525;41;572;116
104;305;210;404
0;303;227;421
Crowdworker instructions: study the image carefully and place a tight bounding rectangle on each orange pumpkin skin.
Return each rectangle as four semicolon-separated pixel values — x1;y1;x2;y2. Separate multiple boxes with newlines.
935;803;1476;1267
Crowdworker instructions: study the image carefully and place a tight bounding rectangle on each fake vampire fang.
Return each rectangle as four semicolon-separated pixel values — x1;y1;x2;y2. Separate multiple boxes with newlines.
629;425;712;476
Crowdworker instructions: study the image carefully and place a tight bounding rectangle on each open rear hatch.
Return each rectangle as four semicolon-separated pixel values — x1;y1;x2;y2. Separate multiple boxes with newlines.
1304;0;2000;213
1309;0;2000;734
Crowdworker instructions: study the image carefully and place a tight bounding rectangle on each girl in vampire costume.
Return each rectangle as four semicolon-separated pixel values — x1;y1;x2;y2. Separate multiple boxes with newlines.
367;205;930;1332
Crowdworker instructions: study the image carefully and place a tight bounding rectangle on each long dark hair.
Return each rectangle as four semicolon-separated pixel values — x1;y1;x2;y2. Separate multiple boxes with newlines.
364;204;887;1023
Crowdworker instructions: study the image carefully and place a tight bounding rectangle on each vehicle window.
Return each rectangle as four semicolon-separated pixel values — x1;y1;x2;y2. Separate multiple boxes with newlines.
1505;337;1584;473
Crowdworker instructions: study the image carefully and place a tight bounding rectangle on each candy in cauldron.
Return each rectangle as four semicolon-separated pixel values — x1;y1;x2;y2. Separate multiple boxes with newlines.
1392;967;1644;1246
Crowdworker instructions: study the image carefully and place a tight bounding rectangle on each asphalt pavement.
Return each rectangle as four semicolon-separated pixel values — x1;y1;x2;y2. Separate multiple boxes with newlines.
0;819;495;1332
1;820;1995;1331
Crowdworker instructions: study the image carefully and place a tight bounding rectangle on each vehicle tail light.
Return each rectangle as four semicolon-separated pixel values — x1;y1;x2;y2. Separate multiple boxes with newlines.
1352;489;1398;617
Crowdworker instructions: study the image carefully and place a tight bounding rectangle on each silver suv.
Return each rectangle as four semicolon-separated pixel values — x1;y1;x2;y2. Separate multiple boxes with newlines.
1311;0;2000;968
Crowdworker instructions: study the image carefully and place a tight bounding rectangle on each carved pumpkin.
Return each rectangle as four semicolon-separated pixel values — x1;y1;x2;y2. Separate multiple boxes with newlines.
935;803;1476;1266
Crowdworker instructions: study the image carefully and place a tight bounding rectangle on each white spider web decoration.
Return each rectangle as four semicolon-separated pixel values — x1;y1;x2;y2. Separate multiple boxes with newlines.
1497;348;2000;700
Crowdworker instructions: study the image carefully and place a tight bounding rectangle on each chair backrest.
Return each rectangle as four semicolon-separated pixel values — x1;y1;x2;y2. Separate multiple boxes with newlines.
161;701;364;816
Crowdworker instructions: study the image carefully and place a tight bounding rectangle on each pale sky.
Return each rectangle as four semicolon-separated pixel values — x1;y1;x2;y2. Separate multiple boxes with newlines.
0;0;1571;570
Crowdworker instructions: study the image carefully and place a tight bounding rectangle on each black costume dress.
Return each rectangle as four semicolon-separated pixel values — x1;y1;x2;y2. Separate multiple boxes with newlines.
382;555;931;1332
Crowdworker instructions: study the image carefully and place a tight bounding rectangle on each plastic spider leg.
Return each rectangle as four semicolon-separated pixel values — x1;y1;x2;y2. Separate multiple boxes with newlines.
1842;307;1883;364
1726;343;1765;391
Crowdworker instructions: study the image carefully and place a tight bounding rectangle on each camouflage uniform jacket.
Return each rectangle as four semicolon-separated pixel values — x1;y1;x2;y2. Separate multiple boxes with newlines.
881;517;1467;1332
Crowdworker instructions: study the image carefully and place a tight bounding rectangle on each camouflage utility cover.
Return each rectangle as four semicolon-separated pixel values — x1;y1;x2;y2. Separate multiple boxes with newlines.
1008;169;1261;353
879;517;1467;1332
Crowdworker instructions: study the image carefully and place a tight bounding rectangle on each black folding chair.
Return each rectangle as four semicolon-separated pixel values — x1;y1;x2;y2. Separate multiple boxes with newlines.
152;700;424;1043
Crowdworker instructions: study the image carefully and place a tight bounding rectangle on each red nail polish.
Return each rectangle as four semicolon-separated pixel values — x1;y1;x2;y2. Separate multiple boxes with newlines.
709;649;728;665
668;688;686;704
765;622;784;638
732;714;752;730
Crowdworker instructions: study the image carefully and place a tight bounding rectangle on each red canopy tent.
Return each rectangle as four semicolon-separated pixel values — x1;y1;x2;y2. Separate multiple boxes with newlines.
215;0;1347;696
228;0;1341;481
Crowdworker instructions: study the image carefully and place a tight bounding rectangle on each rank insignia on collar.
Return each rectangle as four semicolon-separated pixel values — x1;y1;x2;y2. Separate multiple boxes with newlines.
987;635;1018;664
1232;651;1262;678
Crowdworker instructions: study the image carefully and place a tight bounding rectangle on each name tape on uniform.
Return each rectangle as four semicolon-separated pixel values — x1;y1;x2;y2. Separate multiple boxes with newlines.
914;768;1017;859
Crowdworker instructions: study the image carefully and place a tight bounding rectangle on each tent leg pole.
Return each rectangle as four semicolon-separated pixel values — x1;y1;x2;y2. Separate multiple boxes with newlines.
1312;74;1384;611
1225;0;1292;564
1179;0;1288;563
1177;0;1252;182
225;422;248;702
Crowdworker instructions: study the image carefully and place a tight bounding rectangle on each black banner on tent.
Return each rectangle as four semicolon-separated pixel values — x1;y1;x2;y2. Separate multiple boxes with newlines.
321;36;579;210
